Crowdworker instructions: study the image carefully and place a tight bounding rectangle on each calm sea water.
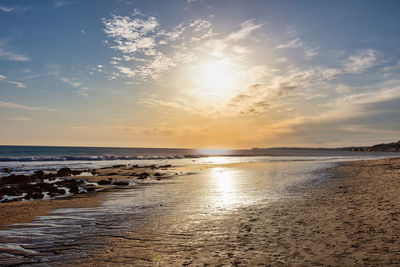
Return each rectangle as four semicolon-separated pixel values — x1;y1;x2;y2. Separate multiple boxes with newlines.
0;145;398;177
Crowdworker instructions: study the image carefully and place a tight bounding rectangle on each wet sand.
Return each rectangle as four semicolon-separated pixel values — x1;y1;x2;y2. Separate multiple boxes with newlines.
0;192;106;228
78;157;400;266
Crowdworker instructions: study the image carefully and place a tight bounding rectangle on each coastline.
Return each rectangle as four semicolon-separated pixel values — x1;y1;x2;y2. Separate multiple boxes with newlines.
0;157;399;265
79;157;400;266
0;164;178;228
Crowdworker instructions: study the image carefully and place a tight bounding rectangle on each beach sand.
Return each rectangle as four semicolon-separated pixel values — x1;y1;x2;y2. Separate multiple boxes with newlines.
76;157;400;266
1;158;400;265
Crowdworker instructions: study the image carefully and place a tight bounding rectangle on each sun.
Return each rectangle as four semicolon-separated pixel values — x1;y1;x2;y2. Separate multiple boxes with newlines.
193;58;240;99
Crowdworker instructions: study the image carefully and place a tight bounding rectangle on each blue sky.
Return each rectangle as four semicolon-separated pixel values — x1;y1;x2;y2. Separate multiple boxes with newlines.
1;0;400;148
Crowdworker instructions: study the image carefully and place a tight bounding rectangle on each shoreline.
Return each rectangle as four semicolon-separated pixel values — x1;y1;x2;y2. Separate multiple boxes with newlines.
79;157;400;266
1;157;400;265
0;164;179;228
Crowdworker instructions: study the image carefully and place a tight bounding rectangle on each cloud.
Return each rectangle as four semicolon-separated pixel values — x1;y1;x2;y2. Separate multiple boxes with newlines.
57;76;89;97
0;47;30;61
103;12;215;80
246;82;400;147
52;1;73;8
228;67;338;115
304;47;319;59
335;84;352;94
46;65;88;96
344;49;380;72
232;45;251;55
103;14;159;55
6;81;26;88
227;19;263;41
0;74;27;88
0;6;14;12
103;12;265;81
9;116;32;121
117;66;136;78
58;76;81;88
0;6;30;12
275;38;304;49
0;101;53;111
141;97;198;113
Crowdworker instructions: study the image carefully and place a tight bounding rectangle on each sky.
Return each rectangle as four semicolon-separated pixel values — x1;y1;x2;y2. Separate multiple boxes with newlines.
1;0;400;149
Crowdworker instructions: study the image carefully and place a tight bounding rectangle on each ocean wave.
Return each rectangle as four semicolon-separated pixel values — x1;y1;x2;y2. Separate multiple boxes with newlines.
0;154;203;162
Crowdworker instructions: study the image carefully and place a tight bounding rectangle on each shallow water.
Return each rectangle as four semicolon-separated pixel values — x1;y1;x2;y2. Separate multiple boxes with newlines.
0;155;395;265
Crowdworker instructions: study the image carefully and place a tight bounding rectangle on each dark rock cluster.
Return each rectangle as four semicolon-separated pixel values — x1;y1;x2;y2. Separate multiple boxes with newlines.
0;168;95;203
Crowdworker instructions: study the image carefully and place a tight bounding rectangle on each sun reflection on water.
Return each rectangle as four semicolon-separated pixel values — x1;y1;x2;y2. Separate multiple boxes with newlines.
210;167;237;208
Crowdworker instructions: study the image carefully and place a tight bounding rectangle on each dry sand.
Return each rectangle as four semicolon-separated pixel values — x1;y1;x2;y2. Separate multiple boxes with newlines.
77;157;400;266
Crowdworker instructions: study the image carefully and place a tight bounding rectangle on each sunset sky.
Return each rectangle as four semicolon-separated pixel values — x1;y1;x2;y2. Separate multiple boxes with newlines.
1;0;400;148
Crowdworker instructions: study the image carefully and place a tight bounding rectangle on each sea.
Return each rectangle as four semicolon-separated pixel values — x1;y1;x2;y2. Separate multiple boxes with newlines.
1;145;398;177
0;145;399;265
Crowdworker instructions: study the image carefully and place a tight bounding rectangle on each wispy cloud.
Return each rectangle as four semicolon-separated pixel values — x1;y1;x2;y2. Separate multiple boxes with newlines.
58;76;89;97
0;74;27;88
228;66;341;115
227;19;263;41
9;116;32;121
0;6;30;12
0;47;30;61
103;11;265;81
0;101;54;111
344;49;381;72
46;65;89;97
0;6;14;12
52;1;73;8
6;81;26;88
275;38;304;49
58;76;81;88
103;12;216;80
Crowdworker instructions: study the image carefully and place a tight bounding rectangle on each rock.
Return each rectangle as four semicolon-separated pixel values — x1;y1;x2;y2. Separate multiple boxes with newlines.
69;184;79;194
22;185;43;195
138;172;150;179
154;172;162;177
86;187;96;192
33;170;45;179
1;174;31;185
71;170;82;176
106;172;118;176
112;164;126;168
0;186;23;196
48;191;58;197
98;179;112;185
160;164;172;168
57;188;66;195
112;181;129;186
45;173;56;179
57;167;72;177
27;192;44;200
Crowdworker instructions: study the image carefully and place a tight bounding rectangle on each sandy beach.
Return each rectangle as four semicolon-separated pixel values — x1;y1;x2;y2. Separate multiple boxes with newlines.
77;157;400;266
1;157;400;266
